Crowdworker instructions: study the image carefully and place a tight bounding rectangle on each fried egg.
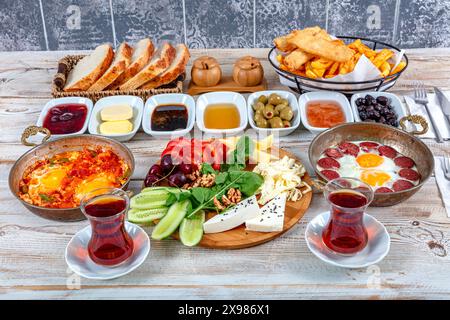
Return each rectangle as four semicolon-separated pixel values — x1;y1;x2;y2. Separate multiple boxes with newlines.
75;174;117;200
360;170;397;187
28;166;68;193
338;152;398;187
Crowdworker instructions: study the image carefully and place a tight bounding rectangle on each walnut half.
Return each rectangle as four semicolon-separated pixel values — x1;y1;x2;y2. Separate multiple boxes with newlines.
217;188;242;209
213;196;225;211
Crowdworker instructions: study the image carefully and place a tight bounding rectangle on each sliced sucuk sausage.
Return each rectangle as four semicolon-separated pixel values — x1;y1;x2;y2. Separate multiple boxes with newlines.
317;157;340;169
399;168;421;181
375;187;394;193
394;156;415;168
338;141;360;157
320;170;340;180
378;145;398;159
393;179;415;192
325;148;344;159
360;142;379;149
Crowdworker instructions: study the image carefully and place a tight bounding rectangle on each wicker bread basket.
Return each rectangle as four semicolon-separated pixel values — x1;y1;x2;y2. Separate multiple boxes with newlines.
52;55;184;102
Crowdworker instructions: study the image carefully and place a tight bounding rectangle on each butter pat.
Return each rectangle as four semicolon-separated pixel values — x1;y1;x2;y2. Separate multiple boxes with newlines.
99;120;133;134
100;104;133;121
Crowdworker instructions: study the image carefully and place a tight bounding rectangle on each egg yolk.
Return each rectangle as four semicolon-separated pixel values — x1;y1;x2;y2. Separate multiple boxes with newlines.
356;154;384;168
40;168;67;190
75;176;116;198
360;170;391;187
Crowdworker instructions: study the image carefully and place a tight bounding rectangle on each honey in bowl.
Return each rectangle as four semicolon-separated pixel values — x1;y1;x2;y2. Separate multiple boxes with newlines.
204;103;240;129
306;100;345;128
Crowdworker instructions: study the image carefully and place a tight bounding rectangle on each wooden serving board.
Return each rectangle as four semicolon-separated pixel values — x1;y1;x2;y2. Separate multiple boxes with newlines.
172;147;313;249
187;76;268;95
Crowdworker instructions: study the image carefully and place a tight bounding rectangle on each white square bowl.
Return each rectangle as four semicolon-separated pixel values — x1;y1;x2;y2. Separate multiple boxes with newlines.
247;90;300;136
196;91;248;136
37;97;93;139
299;91;354;135
350;91;406;126
88;95;143;142
142;93;195;138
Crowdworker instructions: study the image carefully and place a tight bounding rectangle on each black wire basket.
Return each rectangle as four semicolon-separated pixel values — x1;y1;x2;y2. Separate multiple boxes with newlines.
268;36;408;95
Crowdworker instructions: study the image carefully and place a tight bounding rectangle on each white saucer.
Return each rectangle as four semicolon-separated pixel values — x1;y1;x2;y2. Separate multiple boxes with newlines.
305;211;390;268
65;222;150;280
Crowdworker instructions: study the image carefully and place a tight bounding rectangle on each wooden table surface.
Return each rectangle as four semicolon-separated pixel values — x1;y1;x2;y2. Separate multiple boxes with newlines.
1;48;450;300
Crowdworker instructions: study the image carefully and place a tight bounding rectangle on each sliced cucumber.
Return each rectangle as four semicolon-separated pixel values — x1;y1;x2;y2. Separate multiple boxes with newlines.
151;200;190;240
141;186;180;193
127;207;168;225
130;189;172;210
179;211;205;247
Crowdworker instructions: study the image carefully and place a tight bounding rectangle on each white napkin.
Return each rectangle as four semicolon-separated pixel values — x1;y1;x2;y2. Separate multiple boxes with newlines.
403;94;450;140
434;156;450;218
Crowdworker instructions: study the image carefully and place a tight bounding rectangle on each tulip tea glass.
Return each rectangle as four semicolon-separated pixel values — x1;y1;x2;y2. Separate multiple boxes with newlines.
81;188;134;266
322;177;374;255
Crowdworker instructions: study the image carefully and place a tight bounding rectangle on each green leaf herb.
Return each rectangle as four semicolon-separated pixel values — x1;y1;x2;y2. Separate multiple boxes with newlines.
222;135;254;171
186;169;263;218
165;189;191;207
200;163;217;175
88;149;98;158
39;193;54;202
214;172;228;184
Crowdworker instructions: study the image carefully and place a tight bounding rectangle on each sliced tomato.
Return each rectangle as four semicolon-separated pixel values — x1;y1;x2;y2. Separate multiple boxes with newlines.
161;137;192;164
161;138;228;167
202;141;227;165
161;145;174;157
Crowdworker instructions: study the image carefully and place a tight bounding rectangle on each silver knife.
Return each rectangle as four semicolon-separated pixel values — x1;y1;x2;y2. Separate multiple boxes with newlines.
434;87;450;125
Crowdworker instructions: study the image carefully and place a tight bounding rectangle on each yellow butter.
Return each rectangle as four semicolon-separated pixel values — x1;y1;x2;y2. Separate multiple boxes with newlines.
100;104;133;121
99;120;133;134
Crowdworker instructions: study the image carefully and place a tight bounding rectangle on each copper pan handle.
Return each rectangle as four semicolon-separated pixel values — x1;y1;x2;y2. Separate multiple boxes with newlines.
21;125;51;147
311;179;326;193
399;114;428;136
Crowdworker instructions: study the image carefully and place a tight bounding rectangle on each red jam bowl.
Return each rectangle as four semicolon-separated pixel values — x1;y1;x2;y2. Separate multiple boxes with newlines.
43;103;88;134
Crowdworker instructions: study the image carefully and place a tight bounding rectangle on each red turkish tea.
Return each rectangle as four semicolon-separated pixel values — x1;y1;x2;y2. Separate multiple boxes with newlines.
322;190;368;254
84;197;134;266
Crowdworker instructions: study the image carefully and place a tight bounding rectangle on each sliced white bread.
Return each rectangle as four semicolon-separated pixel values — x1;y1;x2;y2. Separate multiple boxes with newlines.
88;42;133;91
120;42;176;91
63;44;114;92
107;38;154;90
140;44;190;90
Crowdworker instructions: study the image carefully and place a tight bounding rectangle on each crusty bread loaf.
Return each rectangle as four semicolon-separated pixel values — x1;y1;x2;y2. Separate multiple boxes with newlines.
107;38;154;90
63;44;114;92
119;42;176;91
140;44;190;90
88;42;132;91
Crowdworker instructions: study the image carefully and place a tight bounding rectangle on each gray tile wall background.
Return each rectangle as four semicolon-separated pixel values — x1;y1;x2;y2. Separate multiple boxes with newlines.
1;0;449;51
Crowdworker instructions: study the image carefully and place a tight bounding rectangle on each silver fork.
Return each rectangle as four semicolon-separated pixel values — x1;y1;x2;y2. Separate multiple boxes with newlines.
414;81;444;143
441;157;450;180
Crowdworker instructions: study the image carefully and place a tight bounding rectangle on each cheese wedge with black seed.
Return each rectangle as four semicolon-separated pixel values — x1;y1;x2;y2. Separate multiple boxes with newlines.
245;193;286;232
203;195;260;234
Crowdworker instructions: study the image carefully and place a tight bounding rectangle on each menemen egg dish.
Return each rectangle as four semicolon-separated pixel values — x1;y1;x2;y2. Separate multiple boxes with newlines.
18;147;130;208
